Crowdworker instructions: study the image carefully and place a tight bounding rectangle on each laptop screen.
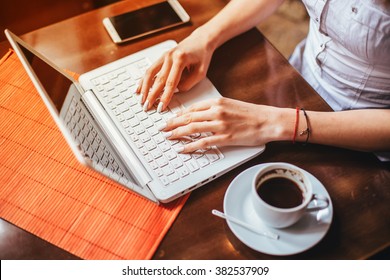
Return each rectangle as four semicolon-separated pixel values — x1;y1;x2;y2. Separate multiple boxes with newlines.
17;43;72;113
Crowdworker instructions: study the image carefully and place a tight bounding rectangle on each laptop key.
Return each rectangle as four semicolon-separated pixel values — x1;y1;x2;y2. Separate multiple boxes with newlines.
168;173;179;183
126;97;138;107
177;166;190;178
186;160;199;172
132;105;143;114
145;141;157;151
151;149;163;159
179;153;191;162
129;118;140;127
117;103;129;113
154;134;165;144
148;126;159;136
156;169;164;177
160;176;170;186
117;114;125;123
171;158;183;169
143;119;154;128
139;147;149;156
140;133;151;143
100;76;109;85
192;151;204;159
134;126;145;135
157;157;169;168
96;84;105;92
165;150;177;160
130;134;139;142
206;151;220;162
123;110;135;120
159;142;171;152
150;161;158;170
145;154;154;163
100;155;109;167
135;142;144;149
163;165;175;176
197;156;210;168
137;111;149;121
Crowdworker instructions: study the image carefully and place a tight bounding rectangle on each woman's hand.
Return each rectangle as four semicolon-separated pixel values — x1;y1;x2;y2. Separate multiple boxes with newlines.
137;29;216;112
161;98;289;153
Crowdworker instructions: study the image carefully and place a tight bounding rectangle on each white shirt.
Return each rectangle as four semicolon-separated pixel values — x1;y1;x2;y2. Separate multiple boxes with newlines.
290;0;390;110
289;0;390;160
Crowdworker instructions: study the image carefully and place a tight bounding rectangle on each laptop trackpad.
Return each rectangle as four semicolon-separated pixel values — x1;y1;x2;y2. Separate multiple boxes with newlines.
176;78;222;108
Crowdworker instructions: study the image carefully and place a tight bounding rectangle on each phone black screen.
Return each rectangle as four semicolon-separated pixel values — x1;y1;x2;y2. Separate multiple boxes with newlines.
110;2;183;40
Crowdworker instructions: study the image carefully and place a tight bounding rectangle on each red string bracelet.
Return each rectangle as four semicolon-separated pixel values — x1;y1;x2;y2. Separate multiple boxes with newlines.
292;107;300;144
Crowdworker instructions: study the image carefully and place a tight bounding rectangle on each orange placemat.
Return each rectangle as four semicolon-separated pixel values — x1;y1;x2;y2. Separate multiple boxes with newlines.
0;50;189;259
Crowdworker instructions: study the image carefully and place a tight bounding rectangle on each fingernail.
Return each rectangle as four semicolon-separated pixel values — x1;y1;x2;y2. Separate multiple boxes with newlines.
157;102;164;113
139;93;144;104
143;100;149;111
162;131;172;138
174;146;184;153
157;122;167;131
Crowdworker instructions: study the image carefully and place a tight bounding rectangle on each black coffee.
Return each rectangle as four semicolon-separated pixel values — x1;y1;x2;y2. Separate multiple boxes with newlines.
257;177;304;208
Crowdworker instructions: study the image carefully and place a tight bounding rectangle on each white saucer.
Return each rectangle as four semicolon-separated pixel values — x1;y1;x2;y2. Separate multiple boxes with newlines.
223;163;333;256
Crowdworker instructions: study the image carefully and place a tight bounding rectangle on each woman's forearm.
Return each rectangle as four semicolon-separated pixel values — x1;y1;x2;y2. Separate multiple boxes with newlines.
274;108;390;152
196;0;286;52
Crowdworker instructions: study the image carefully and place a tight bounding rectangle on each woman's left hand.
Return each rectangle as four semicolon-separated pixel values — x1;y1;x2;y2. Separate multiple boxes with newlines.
161;97;285;153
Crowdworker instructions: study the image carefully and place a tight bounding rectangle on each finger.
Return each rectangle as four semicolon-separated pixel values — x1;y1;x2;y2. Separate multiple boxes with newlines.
139;54;167;99
139;63;161;102
165;121;218;140
144;58;173;110
177;99;216;116
164;110;215;131
180;135;226;153
159;61;186;112
177;66;207;92
135;78;143;94
177;72;202;93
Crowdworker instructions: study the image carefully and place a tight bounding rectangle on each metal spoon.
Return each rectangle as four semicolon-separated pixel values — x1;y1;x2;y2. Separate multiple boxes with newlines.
212;209;279;240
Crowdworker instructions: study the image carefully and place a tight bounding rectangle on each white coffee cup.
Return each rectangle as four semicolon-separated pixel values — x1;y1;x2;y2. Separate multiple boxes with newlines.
251;162;329;228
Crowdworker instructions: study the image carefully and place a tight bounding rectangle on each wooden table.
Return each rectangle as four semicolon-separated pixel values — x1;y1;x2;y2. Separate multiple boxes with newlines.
1;0;389;260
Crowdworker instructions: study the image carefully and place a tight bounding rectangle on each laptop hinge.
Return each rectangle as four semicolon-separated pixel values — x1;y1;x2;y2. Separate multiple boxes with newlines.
82;89;152;187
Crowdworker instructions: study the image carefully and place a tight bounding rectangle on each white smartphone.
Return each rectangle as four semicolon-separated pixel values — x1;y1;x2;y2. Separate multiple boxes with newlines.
103;0;190;44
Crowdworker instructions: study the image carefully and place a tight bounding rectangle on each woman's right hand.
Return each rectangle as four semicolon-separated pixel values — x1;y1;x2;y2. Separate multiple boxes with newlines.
137;28;216;112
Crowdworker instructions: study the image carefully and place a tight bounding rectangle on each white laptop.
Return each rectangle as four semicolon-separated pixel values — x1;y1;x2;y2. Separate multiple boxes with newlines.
5;29;264;203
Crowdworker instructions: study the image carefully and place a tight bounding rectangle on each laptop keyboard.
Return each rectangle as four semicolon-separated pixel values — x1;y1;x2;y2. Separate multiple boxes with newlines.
65;97;131;186
89;58;223;186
